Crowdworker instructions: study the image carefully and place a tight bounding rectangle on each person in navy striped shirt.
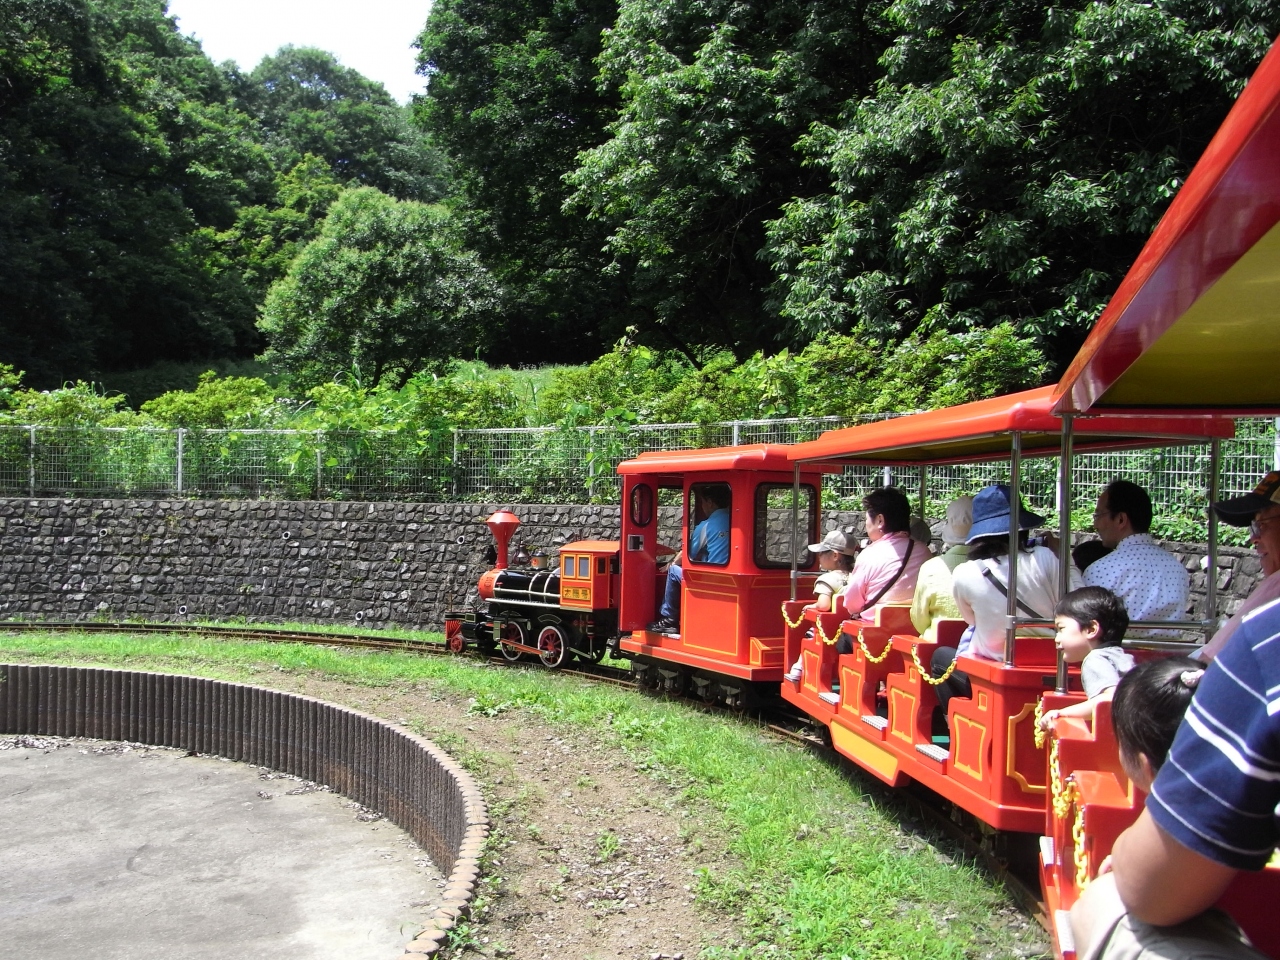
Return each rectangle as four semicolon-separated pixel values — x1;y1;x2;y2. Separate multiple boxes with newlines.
1072;597;1280;960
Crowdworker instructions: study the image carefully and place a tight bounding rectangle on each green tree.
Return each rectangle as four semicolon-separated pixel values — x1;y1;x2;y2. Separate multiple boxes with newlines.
0;0;271;384
765;0;1280;369
242;46;449;202
564;0;891;359
415;0;631;364
212;155;344;304
259;188;500;389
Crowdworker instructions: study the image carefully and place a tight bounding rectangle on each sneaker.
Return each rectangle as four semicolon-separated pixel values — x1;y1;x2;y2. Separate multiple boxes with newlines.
647;617;679;634
784;658;803;682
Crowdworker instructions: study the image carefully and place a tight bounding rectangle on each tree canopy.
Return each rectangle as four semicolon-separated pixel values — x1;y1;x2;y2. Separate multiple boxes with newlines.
258;188;499;389
0;1;448;387
4;0;1279;402
415;0;629;365
765;0;1280;363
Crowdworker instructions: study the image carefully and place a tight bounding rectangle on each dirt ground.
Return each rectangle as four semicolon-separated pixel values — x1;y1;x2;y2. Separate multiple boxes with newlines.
268;671;747;960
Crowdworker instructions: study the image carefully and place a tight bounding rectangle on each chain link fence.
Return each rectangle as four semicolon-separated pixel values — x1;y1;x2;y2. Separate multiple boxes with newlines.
0;419;1274;535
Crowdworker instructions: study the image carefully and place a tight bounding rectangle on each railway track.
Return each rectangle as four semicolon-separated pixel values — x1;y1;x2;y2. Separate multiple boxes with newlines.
0;618;1047;926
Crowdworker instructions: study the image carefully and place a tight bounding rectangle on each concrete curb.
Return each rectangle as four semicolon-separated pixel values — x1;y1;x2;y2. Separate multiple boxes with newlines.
0;663;488;958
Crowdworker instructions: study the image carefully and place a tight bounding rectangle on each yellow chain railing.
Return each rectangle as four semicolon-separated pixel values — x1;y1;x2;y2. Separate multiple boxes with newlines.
1050;737;1073;821
1034;699;1047;750
780;603;806;630
815;615;835;646
1072;793;1091;890
858;632;894;663
909;644;955;685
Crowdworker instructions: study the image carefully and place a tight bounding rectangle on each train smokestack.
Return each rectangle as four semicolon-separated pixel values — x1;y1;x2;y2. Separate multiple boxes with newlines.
485;509;521;570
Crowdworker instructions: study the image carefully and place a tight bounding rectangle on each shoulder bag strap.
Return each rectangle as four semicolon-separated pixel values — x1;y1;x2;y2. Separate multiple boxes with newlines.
980;561;1045;620
852;538;915;616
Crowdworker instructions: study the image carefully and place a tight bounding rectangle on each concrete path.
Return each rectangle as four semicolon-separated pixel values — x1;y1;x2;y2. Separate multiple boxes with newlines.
0;736;443;960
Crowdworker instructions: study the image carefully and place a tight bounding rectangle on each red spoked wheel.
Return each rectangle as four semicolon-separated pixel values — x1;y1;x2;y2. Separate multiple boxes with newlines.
445;618;466;654
499;622;526;661
536;624;568;669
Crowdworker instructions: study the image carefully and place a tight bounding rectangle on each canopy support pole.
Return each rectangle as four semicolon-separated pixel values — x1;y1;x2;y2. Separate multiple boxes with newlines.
1056;415;1074;693
1005;432;1022;666
1206;438;1221;631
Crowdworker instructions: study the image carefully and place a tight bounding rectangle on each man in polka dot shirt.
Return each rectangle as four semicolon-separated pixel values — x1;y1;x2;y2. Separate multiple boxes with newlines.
1083;479;1189;633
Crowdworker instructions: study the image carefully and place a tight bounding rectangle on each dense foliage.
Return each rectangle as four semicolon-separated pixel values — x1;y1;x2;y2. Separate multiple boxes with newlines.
420;0;1279;370
564;0;892;359
766;0;1280;360
0;0;446;388
4;0;1278;414
0;323;1046;431
259;188;500;389
0;0;266;384
415;0;628;364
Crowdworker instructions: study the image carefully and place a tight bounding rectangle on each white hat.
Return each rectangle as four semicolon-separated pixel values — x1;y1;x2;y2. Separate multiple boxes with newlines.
807;529;856;556
941;495;975;545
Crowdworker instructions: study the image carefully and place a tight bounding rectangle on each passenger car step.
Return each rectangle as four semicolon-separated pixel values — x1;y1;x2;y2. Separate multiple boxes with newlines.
818;691;840;705
861;715;888;730
915;742;949;763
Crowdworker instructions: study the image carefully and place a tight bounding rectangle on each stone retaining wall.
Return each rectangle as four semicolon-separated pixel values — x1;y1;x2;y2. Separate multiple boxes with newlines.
0;662;488;956
0;498;1262;630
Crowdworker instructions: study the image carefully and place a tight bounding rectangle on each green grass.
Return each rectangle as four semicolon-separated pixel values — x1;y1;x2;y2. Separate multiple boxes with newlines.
0;629;1044;960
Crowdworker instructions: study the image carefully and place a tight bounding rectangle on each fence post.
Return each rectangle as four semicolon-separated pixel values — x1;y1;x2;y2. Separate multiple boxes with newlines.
587;427;598;500
175;428;184;495
882;466;893;488
28;426;35;497
315;431;323;499
452;428;459;499
732;422;740;446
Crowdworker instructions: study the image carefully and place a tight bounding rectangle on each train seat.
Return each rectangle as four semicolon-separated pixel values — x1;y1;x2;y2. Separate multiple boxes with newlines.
883;618;963;755
945;646;1072;811
834;605;915;733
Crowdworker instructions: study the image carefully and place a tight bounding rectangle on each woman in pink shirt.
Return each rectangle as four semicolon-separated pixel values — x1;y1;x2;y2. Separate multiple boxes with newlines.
832;487;928;654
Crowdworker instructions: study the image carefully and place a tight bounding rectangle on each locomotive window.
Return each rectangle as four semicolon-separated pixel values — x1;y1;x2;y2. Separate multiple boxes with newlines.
629;483;653;527
577;556;590;578
686;482;732;566
596;557;607;575
563;555;574;578
754;483;819;570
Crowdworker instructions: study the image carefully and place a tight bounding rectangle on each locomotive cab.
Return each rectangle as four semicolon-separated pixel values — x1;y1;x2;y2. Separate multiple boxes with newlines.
616;445;827;702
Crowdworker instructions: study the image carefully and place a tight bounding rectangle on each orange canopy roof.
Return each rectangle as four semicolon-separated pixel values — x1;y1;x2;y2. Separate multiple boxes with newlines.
1054;37;1280;415
788;387;1233;467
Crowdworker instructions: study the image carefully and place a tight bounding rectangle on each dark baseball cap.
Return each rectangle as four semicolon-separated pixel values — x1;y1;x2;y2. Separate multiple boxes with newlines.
1213;471;1280;526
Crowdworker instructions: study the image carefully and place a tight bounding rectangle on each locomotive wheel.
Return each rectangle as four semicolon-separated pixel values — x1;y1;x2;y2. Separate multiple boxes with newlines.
536;624;569;669
499;622;526;661
444;619;466;654
578;642;607;665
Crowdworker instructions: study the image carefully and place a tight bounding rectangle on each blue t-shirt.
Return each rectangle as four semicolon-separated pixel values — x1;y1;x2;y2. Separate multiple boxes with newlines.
1147;596;1280;871
690;507;730;565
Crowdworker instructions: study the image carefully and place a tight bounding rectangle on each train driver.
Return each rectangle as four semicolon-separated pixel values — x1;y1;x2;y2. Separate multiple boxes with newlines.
648;485;731;634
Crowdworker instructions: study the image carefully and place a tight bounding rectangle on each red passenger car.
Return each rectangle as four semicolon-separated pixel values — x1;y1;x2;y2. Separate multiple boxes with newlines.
1040;34;1280;960
778;387;1232;832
